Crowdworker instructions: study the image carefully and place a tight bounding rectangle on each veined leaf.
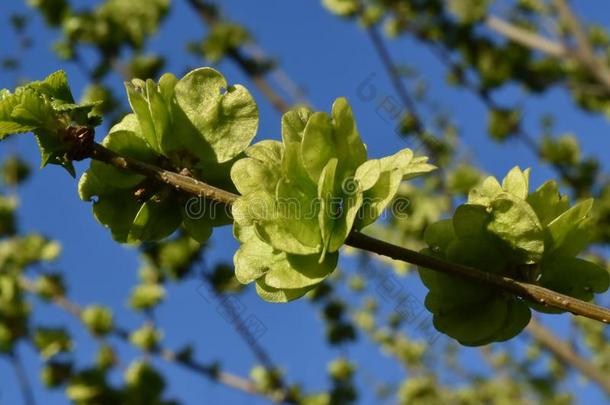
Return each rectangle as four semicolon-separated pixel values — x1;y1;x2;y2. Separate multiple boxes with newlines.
281;107;313;145
318;158;339;254
234;234;336;291
301;98;366;183
230;140;282;195
146;78;171;153
264;251;337;290
92;191;142;243
545;198;594;257
173;67;258;164
127;196;181;243
274;178;323;252
357;149;413;229
126;80;161;152
158;73;178;103
11;89;59;130
488;299;531;343
328;190;363;252
539;256;610;303
255;279;315;303
109;113;142;136
488;193;544;263
431;295;509;346
453;204;489;239
254;193;321;256
501;166;530;199
234;234;277;284
28;70;74;105
78;170;112;201
423;219;455;253
89;130;154;189
281;107;317;192
468;176;503;206
0;121;35;139
526;180;569;226
446;238;505;274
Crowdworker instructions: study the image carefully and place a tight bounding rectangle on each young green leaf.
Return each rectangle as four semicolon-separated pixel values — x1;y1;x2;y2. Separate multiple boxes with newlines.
181;212;213;244
545;198;594;257
453;204;489;239
423;219;455;253
91;192;142;243
468;176;503;206
357;149;417;229
125;79;162;152
230;140;282;195
526;180;569;226
539;256;610;303
487;193;544;263
501;166;530;199
318;158;339;254
301;98;367;184
232;99;433;302
254;279;315;303
489;299;531;343
173;67;258;164
127;196;182;243
89;130;153;189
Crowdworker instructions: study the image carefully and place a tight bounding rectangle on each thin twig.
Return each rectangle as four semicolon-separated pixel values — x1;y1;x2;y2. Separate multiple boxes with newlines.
422;41;582;192
367;24;442;161
196;257;283;380
16;276;284;402
185;0;292;114
87;142;610;324
551;0;610;91
527;317;610;395
486;16;567;58
9;350;36;405
85;29;293;391
367;26;424;130
345;232;610;324
91;144;237;205
245;44;311;107
487;9;610;94
202;275;275;368
74;26;287;384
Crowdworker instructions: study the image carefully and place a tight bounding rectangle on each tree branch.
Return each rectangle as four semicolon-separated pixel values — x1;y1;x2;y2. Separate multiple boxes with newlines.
201;274;276;368
487;9;610;94
551;0;610;91
87;142;610;325
345;232;610;324
527;317;610;395
197;259;288;391
185;0;293;114
367;24;443;162
71;25;295;400
8;350;36;405
367;25;425;132
91;144;237;205
486;16;567;58
17;276;288;402
420;40;584;194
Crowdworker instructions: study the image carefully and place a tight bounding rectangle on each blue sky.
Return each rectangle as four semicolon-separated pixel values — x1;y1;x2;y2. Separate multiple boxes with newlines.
0;1;609;404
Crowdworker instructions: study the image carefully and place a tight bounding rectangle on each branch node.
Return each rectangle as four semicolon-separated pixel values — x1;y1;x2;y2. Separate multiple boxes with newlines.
62;125;95;161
